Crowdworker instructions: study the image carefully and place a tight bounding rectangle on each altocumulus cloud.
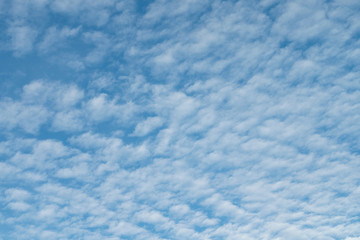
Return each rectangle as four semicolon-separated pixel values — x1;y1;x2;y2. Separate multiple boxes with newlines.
0;0;360;239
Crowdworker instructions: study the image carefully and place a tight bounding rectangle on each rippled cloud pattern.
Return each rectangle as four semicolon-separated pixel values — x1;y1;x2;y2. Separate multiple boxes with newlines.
1;0;360;239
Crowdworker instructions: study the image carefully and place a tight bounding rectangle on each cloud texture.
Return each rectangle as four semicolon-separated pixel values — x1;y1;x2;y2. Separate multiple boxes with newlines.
1;0;360;239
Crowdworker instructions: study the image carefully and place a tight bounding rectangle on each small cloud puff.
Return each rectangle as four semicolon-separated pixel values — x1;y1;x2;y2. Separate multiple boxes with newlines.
132;116;164;137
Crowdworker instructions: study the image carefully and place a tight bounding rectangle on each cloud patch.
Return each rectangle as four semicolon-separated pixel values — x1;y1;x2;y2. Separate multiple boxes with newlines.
1;0;360;239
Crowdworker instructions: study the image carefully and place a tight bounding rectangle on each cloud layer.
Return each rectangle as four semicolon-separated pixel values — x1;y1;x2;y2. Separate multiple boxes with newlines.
1;0;360;239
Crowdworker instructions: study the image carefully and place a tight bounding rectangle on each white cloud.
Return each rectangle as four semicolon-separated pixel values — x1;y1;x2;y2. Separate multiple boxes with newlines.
1;0;360;239
8;201;31;211
5;188;31;201
0;163;19;179
22;80;84;109
0;80;88;134
109;221;146;236
56;162;88;179
272;1;332;43
135;209;169;226
38;26;81;53
51;110;84;132
86;93;137;123
7;24;38;56
50;0;115;27
132;116;164;136
0;100;49;133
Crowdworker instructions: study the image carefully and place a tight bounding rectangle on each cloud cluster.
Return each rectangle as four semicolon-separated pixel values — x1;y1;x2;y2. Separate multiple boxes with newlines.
1;0;360;239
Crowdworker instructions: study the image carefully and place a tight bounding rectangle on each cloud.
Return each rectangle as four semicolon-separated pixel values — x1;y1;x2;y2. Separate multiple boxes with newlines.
1;0;360;239
38;26;81;53
0;80;86;134
51;110;84;132
56;162;88;179
8;0;49;20
22;80;84;109
50;0;115;26
271;1;333;43
5;188;31;201
7;24;38;56
132;116;164;136
9;139;71;169
0;100;49;133
8;201;31;211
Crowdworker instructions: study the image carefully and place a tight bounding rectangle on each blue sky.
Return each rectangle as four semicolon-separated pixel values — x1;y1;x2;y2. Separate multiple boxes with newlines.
1;0;360;239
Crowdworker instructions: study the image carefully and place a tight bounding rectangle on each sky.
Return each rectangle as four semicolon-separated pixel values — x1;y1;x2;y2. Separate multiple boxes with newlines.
0;0;360;239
